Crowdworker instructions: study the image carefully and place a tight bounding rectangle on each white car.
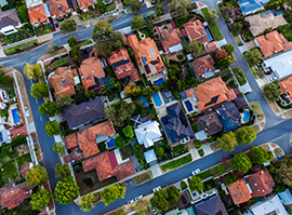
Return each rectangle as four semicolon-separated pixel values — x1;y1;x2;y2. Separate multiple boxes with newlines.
135;195;143;201
112;12;119;17
270;77;278;82
153;186;161;193
127;199;134;204
191;169;201;175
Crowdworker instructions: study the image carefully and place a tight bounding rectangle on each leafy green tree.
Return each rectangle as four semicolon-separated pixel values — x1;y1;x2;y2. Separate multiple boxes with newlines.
16;0;29;23
130;0;142;11
188;41;204;56
25;165;48;187
223;172;238;185
275;155;292;186
100;184;126;206
102;85;113;95
96;0;106;13
0;70;14;88
215;55;233;68
264;82;280;101
189;176;204;191
135;200;151;215
229;22;243;36
221;3;234;19
39;100;59;116
122;126;134;139
207;9;219;24
54;176;79;205
56;95;75;107
55;163;71;179
245;49;262;66
155;147;164;157
248;146;274;165
24;63;43;81
133;143;144;160
168;0;193;19
30;188;52;211
31;82;49;99
124;82;142;98
155;4;165;17
236;126;256;144
60;19;77;33
70;45;81;62
218;132;238;152
115;135;127;148
92;21;115;42
193;139;203;148
67;36;77;48
284;9;292;22
53;142;65;156
232;153;252;173
150;186;180;212
80;193;99;211
131;15;146;30
45;121;61;136
222;44;235;55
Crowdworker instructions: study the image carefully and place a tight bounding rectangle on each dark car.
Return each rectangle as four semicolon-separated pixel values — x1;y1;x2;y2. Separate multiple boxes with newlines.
228;154;234;159
181;196;187;204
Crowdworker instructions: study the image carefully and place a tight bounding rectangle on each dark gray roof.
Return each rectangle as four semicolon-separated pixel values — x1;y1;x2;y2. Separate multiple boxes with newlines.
234;97;248;109
161;103;194;144
198;112;223;136
62;97;105;129
216;102;241;132
0;9;20;29
194;195;228;215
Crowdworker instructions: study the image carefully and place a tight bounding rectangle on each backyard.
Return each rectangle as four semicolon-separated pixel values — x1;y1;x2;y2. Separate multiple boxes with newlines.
160;154;192;172
201;8;224;41
173;14;195;27
120;144;134;159
0;26;34;45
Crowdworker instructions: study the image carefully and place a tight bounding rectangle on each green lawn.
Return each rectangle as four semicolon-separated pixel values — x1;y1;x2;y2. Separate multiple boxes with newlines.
36;25;52;36
1;160;18;184
50;57;70;70
17;153;32;168
161;154;192;172
203;179;217;191
120;144;133;160
201;8;224;41
173;15;194;27
172;144;185;152
283;28;292;41
133;171;153;185
105;2;116;12
197;170;211;180
4;39;38;55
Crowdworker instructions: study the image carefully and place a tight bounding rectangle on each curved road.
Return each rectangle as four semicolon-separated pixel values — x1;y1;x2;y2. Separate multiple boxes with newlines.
0;1;291;214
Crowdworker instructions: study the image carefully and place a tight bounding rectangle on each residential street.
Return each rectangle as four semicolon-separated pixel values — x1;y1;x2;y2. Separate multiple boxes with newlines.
0;0;290;214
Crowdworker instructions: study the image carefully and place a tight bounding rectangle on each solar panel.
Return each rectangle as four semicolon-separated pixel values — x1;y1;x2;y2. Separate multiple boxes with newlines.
204;95;220;107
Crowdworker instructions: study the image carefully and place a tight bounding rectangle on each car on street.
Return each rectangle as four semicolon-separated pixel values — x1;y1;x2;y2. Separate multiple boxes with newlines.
181;196;187;204
112;12;119;17
227;154;234;159
220;157;227;162
153;186;161;192
270;77;278;82
135;195;143;201
191;169;201;175
127;199;134;204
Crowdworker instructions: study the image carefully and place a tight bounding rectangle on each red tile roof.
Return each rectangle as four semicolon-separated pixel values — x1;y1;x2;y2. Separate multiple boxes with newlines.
160;28;182;53
47;0;72;18
64;133;79;149
183;20;208;42
27;5;48;25
279;77;292;101
190;54;214;79
227;179;252;205
205;41;219;53
77;0;94;10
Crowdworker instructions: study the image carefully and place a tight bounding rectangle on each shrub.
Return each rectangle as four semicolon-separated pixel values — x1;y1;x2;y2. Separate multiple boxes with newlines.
223;172;237;185
177;54;184;60
180;181;188;190
198;149;204;157
213;164;226;175
193;139;203;149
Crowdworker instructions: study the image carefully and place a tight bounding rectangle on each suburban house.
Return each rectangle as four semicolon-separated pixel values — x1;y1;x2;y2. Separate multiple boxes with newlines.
244;11;288;37
161;103;195;145
48;67;79;99
47;0;72;19
278;77;292;105
279;189;292;206
216;102;241;132
127;35;164;83
27;4;49;26
183;20;208;42
197;112;223;136
193;194;228;215
190;54;215;80
62;97;105;129
107;47;140;82
0;9;21;35
77;0;94;11
227;179;252;205
238;0;266;15
82;149;135;181
159;28;183;54
79;57;106;92
0;88;9;109
144;149;158;164
234;96;248;110
134;120;162;148
255;31;292;58
0;183;33;210
195;77;237;111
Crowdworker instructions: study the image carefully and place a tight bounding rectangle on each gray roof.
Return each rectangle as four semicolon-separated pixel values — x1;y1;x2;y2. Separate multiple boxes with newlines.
216;102;241;132
194;195;228;215
0;9;20;29
279;189;292;205
62;97;105;129
198;112;223;136
234;97;248;109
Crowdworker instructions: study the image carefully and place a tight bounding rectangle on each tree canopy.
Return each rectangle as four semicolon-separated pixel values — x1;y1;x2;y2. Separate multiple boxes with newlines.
131;15;146;30
122;125;134;139
187;41;204;56
115;135;127;148
189;176;204;191
248;146;274;165
24;63;43;81
96;0;106;13
67;36;78;48
130;0;142;11
25;165;48;187
124;82;142;98
30;82;49;99
55;163;71;179
168;0;193;19
222;44;235;55
38;100;60;116
215;55;233;68
60;19;77;33
245;49;262;66
275;155;292;186
207;9;219;24
229;22;243;36
30;188;52;211
155;4;165;17
150;186;180;212
45;120;61;136
232;152;252;173
54;176;79;205
264;82;280;101
0;70;14;88
236;126;256;144
218;132;238;152
100;184;126;206
80;193;99;211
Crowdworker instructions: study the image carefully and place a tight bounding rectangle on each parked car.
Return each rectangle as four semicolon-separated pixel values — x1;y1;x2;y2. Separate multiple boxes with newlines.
270;77;278;82
220;157;227;162
227;154;234;159
135;195;143;201
181;196;187;204
191;169;201;175
127;199;134;204
112;12;119;17
153;186;161;193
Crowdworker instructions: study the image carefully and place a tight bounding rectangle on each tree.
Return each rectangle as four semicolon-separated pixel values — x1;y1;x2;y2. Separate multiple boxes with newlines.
222;44;235;55
133;143;144;160
39;100;59;116
45;121;61;136
124;82;142;98
123;126;134;139
130;0;142;12
30;188;52;211
24;63;43;81
223;172;238;185
25;165;48;187
207;9;219;24
54;176;79;205
53;142;65;156
264;82;280;101
188;41;204;56
67;36;77;48
60;19;77;33
222;3;234;19
96;0;106;14
155;147;164;157
30;82;49;99
232;153;252;173
115;135;127;148
236;126;256;144
215;49;229;60
275;155;292;186
193;139;202;148
70;45;81;62
80;193;99;212
56;95;75;107
102;85;113;95
92;21;115;42
189;176;204;191
155;4;165;17
131;15;146;30
245;49;262;66
168;0;193;19
248;146;274;165
100;184;126;206
229;22;243;36
135;200;151;215
55;163;71;179
150;186;180;212
218;132;238;152
216;55;233;68
113;211;126;215
0;70;14;88
284;9;292;22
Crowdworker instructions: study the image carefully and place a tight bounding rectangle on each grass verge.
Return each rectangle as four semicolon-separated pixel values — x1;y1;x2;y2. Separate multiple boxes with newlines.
133;171;153;185
197;170;211;180
250;101;264;121
4;40;37;55
161;154;192;172
201;8;224;41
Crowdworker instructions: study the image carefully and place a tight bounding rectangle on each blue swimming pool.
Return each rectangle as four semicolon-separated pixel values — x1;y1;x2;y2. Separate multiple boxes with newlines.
152;92;162;107
242;109;250;123
184;100;193;112
106;138;115;148
12;108;21;124
275;11;283;15
154;78;164;85
139;96;149;107
204;28;212;41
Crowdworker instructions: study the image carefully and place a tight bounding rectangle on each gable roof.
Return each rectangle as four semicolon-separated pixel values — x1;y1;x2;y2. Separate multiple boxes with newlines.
256;31;292;58
134;120;162;148
47;0;71;18
250;195;288;215
227;179;252;205
62;97;105;129
195;77;237;111
194;195;228;215
216;102;241;132
198;112;223;136
238;0;264;15
160;28;183;53
27;4;48;25
183;20;207;41
0;9;20;29
190;55;215;79
161;103;195;144
64;133;79;149
76;0;94;10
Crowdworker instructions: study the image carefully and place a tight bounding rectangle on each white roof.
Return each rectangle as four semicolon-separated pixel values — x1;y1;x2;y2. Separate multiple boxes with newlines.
279;189;292;205
250;195;288;215
43;4;51;18
25;0;42;8
195;130;207;141
169;44;183;53
134;121;162;148
263;50;292;79
0;25;15;33
144;149;157;163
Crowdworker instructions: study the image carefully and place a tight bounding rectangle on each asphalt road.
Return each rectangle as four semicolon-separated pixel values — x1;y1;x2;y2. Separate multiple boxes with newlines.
0;1;291;214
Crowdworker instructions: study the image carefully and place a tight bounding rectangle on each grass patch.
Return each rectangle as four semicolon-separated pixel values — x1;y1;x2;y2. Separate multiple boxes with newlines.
250;101;264;121
133;171;153;185
180;180;188;190
227;80;237;89
173;15;194;27
105;2;116;12
36;25;52;36
197;170;211;180
198;149;204;157
4;39;37;55
232;67;247;86
172;144;186;152
212;163;226;175
1;160;17;184
17;153;32;168
201;8;223;41
50;57;70;70
161;154;192;172
203;179;217;191
81;40;93;46
1;29;33;44
120;144;133;160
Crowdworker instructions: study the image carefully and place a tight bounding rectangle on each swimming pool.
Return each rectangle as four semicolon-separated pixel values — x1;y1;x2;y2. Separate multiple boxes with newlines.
204;28;212;41
242;109;250;123
184;100;193;112
139;96;149;107
152;92;163;107
11;108;21;124
106;138;115;148
154;78;164;85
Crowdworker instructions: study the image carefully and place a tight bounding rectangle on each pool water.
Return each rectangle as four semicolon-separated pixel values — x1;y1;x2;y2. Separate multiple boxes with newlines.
152;93;162;107
154;78;164;85
139;97;149;107
11;108;21;124
204;28;213;41
106;138;115;148
242;110;250;123
184;100;193;112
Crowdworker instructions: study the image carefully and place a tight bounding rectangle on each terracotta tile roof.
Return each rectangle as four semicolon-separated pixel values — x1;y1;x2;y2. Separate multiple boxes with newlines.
82;150;135;181
256;31;292;58
127;35;164;77
245;170;275;198
190;54;215;79
48;67;78;98
47;0;72;18
195;77;237;111
205;41;219;53
77;0;94;10
0;182;33;210
160;28;182;53
185;89;194;97
79;57;105;92
183;20;208;41
279;77;292;101
227;179;252;205
107;47;140;81
64;133;79;149
27;4;48;25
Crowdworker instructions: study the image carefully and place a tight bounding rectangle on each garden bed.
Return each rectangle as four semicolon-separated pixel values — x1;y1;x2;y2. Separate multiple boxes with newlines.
201;8;224;41
133;171;153;185
250;101;264;121
160;154;192;172
203;179;217;191
4;39;38;55
0;28;34;45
